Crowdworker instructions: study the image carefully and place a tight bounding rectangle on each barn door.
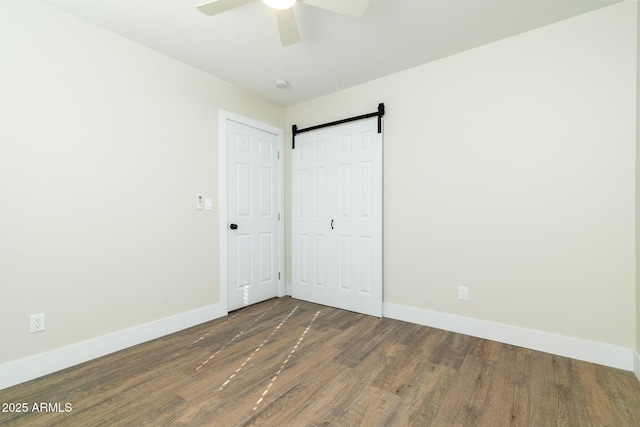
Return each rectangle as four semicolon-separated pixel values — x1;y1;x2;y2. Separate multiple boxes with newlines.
292;118;382;317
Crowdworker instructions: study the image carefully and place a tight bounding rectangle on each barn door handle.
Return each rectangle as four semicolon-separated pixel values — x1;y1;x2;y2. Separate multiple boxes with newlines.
331;219;334;230
230;223;238;230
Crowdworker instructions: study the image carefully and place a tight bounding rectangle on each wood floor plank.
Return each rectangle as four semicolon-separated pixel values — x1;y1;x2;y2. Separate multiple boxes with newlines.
284;338;403;424
526;349;561;426
429;331;480;370
336;386;402;427
238;347;347;426
552;355;585;426
601;365;640;426
575;360;632;426
385;362;458;426
430;354;491;426
372;325;448;396
1;296;639;426
475;344;532;427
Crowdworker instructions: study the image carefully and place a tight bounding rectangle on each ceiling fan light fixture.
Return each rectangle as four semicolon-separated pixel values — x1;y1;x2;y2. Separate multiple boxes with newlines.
262;0;296;10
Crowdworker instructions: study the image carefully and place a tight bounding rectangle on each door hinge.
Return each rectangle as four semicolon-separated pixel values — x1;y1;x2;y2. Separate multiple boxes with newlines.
278;212;280;221
277;151;280;160
278;272;281;280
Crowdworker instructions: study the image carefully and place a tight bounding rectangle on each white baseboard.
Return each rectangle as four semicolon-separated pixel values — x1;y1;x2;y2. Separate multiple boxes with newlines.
0;303;226;391
634;351;640;382
383;302;633;372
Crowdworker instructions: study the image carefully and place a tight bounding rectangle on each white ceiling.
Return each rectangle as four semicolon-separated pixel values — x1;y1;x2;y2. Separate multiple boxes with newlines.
41;0;620;106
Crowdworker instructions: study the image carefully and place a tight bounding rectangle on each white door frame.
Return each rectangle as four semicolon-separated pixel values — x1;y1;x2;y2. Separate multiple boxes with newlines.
218;109;285;313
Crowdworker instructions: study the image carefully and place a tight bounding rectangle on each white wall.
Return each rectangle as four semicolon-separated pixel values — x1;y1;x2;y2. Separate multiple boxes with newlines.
287;2;637;356
0;0;284;376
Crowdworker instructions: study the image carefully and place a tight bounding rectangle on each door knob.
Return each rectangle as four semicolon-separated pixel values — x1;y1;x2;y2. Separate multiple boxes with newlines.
230;223;238;230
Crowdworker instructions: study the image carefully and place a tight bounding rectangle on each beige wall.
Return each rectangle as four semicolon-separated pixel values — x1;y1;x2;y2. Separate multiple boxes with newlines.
637;0;640;360
287;1;637;348
0;0;284;364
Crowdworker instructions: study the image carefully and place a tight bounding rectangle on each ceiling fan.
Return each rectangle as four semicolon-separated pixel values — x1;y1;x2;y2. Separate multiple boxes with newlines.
196;0;370;46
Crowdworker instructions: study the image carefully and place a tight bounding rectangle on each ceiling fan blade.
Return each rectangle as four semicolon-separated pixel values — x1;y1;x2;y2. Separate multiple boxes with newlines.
275;8;300;46
196;0;255;16
301;0;369;18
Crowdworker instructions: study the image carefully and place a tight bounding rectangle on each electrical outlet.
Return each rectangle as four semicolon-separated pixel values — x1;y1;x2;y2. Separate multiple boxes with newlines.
458;286;468;301
30;313;45;333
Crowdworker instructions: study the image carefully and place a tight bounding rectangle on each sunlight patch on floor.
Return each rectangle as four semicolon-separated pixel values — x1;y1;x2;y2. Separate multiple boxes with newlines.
173;312;241;358
218;305;299;391
253;309;321;411
194;300;281;371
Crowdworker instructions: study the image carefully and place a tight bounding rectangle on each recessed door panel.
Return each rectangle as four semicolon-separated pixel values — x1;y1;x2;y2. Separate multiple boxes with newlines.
235;234;252;288
314;167;325;218
360;236;372;295
339;164;352;219
235;163;251;217
259;232;273;284
298;169;308;219
339;235;351;292
259;166;273;217
314;234;325;287
258;138;272;158
236;134;251;153
360;160;372;219
297;233;308;285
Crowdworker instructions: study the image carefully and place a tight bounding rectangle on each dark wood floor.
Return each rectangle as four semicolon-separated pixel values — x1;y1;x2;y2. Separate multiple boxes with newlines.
1;297;639;426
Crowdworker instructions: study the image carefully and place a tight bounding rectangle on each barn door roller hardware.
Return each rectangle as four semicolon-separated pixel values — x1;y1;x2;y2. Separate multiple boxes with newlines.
291;103;385;149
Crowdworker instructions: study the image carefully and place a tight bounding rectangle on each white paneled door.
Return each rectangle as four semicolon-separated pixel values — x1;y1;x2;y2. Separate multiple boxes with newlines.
292;118;382;317
227;119;281;311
